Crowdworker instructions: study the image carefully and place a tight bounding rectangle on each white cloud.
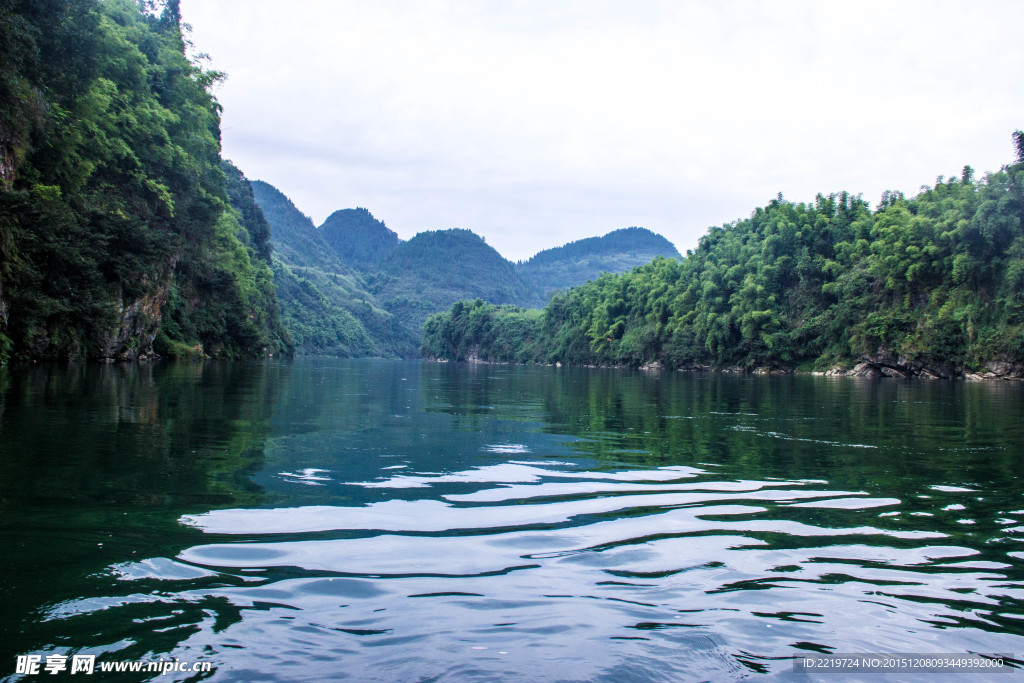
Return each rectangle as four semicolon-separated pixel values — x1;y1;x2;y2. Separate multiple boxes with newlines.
182;0;1024;261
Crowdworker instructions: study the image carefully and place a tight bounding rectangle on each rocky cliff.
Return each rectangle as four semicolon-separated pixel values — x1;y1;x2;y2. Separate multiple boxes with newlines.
825;349;1024;380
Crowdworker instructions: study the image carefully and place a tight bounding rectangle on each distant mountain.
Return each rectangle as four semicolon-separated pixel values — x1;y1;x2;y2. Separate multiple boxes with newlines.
251;182;682;357
517;227;680;305
251;181;417;357
250;181;351;274
319;208;400;270
372;229;534;332
270;261;416;358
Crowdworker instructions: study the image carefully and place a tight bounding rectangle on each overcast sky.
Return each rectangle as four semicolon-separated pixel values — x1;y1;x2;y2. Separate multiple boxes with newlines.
180;1;1024;261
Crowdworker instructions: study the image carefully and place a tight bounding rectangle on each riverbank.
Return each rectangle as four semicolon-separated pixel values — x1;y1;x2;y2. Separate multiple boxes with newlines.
427;352;1024;381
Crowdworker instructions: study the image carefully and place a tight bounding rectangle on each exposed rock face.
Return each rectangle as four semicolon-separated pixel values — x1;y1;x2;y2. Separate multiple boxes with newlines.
864;350;956;379
751;366;790;376
676;363;711;372
829;359;949;379
0;282;7;330
2;143;14;352
92;258;175;360
965;360;1024;381
826;349;1023;380
0;144;13;186
10;266;174;362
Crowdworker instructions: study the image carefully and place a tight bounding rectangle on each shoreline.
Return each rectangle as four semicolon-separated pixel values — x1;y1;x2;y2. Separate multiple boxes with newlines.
425;355;1024;381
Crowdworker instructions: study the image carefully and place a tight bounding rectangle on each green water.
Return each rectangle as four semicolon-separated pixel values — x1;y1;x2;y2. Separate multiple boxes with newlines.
1;359;1023;681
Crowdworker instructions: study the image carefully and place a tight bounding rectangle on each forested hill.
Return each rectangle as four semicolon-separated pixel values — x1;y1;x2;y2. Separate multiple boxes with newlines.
251;181;352;274
0;0;289;362
251;176;687;358
372;229;534;333
253;180;529;355
423;142;1024;379
517;227;681;305
320;208;399;270
250;181;417;358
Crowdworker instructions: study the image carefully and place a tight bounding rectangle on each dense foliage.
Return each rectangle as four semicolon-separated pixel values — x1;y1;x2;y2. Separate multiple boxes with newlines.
372;228;535;334
251;180;417;357
251;180;351;274
0;0;287;362
516;227;681;305
252;175;689;358
320;208;399;270
424;148;1024;376
207;161;291;355
421;298;544;364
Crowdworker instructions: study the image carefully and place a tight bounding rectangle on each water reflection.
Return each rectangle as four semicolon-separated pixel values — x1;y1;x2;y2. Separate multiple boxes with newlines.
0;361;279;675
2;360;1023;681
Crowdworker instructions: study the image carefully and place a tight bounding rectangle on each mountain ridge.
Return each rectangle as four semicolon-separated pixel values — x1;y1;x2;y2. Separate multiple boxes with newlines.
421;146;1024;379
516;226;681;306
319;208;400;270
251;180;683;357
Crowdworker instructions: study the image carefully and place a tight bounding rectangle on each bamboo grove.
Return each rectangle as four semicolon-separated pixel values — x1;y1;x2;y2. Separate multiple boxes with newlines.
423;141;1024;375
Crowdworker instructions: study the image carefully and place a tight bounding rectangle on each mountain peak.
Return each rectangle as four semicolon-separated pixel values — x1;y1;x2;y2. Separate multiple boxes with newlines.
319;208;400;269
516;226;681;304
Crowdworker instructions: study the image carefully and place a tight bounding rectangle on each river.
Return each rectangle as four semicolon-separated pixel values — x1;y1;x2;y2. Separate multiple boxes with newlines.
1;359;1023;681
